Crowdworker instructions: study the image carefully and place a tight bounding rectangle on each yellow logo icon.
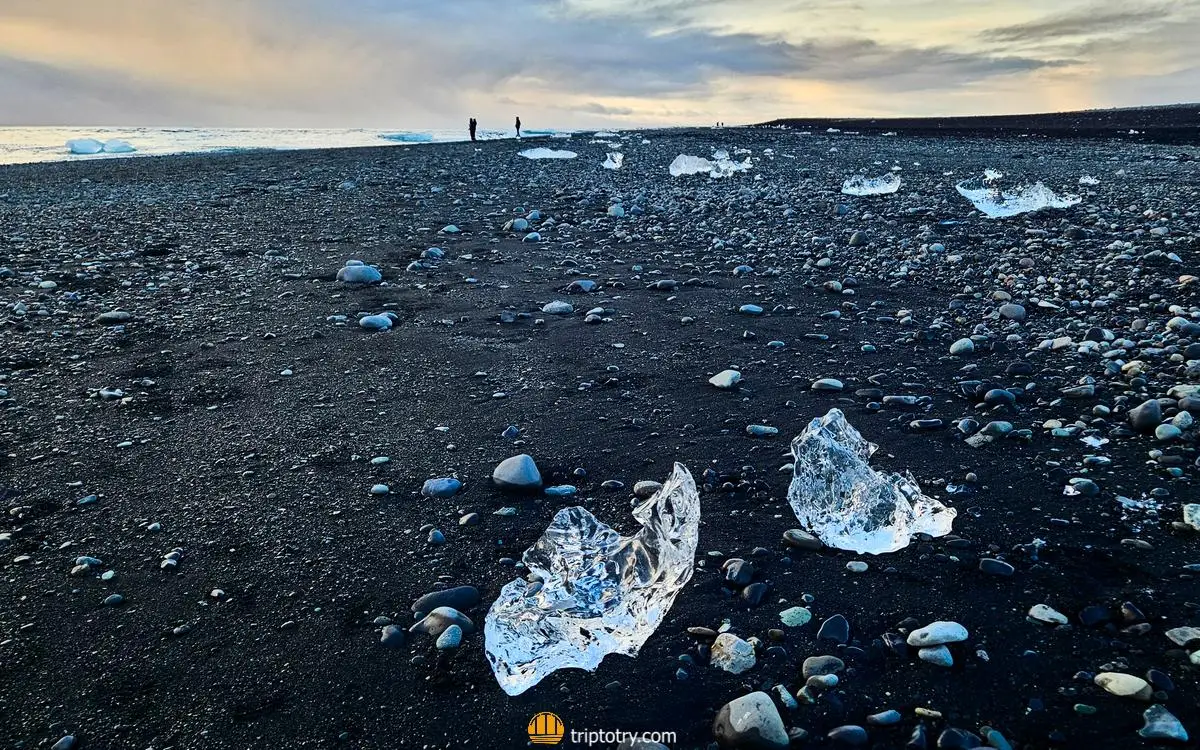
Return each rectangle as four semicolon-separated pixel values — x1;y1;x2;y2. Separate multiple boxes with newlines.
528;712;565;745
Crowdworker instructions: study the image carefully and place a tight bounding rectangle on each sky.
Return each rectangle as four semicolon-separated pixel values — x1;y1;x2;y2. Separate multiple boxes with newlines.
0;0;1197;128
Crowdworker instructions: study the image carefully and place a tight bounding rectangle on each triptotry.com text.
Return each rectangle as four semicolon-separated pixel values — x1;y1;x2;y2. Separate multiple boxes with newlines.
569;729;677;746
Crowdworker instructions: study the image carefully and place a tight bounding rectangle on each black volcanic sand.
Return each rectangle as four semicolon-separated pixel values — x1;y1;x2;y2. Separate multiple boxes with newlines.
2;128;1200;750
760;104;1200;145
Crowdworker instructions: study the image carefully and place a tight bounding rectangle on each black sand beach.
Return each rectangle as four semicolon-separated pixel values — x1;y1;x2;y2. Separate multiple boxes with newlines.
2;124;1200;750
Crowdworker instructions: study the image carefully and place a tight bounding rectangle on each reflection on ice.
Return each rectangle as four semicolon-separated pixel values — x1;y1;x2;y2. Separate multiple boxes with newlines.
787;409;955;554
485;463;700;695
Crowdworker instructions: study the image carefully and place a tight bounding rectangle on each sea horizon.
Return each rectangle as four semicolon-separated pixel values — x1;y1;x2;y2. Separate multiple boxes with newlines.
0;125;590;166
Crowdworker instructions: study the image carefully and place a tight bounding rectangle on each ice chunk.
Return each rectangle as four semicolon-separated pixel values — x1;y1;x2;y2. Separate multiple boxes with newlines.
1079;175;1100;185
955;175;1081;218
669;154;715;177
602;152;624;170
787;409;955;554
379;132;434;143
841;173;901;196
669;152;752;178
102;139;136;153
67;138;104;155
519;148;578;160
484;462;700;695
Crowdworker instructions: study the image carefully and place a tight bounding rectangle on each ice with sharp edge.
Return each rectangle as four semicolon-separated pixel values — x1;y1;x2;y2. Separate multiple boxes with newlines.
787;409;955;554
955;173;1081;218
841;173;902;196
603;152;624;170
484;462;700;695
669;151;752;178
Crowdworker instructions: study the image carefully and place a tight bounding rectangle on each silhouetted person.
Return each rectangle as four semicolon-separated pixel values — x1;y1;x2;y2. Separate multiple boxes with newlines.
515;116;521;139
469;118;477;141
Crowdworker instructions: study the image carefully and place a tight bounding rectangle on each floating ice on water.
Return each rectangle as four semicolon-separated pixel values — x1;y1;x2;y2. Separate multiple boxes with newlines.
519;148;578;160
379;132;434;143
102;139;136;153
669;152;752;178
484;462;700;695
602;152;624;170
594;131;618;138
955;175;1081;219
841;174;901;196
787;409;955;554
67;138;104;155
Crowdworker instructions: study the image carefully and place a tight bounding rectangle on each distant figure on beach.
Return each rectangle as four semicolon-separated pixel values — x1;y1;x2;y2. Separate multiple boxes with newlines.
515;116;521;139
469;118;477;141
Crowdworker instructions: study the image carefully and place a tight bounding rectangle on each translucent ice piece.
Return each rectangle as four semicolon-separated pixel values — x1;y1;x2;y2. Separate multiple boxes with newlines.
955;175;1081;218
787;409;955;554
519;148;578;159
669;153;751;178
484;462;700;695
602;152;624;170
670;154;715;177
841;173;901;196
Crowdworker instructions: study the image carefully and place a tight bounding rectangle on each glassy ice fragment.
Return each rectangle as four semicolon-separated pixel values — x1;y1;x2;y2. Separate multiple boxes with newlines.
787;409;955;554
955;175;1081;218
841;173;901;196
485;462;700;695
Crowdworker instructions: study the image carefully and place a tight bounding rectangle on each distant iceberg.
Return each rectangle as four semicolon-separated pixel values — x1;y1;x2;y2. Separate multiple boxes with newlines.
520;148;577;160
67;139;104;155
955;174;1081;218
103;139;136;153
379;132;434;143
842;173;901;196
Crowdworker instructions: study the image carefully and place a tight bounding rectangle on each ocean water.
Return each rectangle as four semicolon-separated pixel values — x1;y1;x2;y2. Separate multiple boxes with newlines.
0;126;565;166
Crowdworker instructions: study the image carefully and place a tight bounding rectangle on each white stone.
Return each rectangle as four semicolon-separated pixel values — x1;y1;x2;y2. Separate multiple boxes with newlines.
1094;672;1153;701
710;633;756;674
1028;604;1068;625
907;621;968;647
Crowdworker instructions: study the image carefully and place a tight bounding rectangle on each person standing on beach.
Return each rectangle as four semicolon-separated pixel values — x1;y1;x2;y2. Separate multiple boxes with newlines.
469;118;477;141
515;116;521;139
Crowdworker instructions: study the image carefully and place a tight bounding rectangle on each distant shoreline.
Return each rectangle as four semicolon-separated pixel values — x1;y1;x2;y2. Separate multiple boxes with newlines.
758;103;1200;145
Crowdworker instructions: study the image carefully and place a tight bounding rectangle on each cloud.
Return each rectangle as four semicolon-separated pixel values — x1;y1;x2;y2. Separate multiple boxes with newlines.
980;3;1176;43
0;0;1195;126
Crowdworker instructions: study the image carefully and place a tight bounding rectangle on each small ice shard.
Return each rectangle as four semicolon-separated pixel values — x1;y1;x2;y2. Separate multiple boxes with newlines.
602;152;624;170
786;409;956;554
1079;175;1100;185
955;175;1081;218
709;370;742;389
102;139;136;153
841;174;901;196
484;462;700;695
67;138;104;155
519;148;578;159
